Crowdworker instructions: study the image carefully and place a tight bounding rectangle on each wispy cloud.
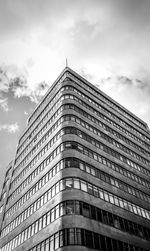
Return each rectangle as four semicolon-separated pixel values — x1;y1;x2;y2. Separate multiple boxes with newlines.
0;122;19;133
100;75;150;93
0;65;49;109
0;97;9;112
10;77;49;104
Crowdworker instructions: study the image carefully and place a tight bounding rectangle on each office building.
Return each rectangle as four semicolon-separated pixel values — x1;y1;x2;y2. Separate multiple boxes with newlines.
0;67;150;250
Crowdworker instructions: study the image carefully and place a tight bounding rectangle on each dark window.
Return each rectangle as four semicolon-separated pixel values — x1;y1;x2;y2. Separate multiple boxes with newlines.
112;239;119;251
91;206;96;220
85;230;93;248
106;237;113;251
66;201;74;214
75;201;81;214
76;229;82;245
97;208;103;222
100;235;107;251
67;228;75;245
102;211;108;225
82;203;90;218
93;233;100;249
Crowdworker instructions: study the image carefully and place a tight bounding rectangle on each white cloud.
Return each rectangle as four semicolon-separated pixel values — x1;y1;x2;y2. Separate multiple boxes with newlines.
24;111;28;115
0;65;49;107
0;97;9;112
0;123;19;133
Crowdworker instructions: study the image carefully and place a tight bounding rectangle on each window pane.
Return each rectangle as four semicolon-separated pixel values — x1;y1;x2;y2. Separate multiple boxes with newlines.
99;190;104;200
50;236;54;251
66;179;73;189
82;203;90;217
60;180;65;191
45;239;49;251
74;179;80;189
60;230;66;247
76;229;82;245
60;202;66;216
54;233;59;249
66;201;74;214
87;184;93;195
81;181;87;192
68;229;75;245
79;162;85;171
104;192;109;202
85;230;93;248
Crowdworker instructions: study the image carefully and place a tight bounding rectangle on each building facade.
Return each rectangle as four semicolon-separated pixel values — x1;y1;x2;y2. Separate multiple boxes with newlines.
0;67;150;251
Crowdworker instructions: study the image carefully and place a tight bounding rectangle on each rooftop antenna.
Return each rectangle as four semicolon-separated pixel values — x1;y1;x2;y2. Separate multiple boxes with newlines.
66;58;68;67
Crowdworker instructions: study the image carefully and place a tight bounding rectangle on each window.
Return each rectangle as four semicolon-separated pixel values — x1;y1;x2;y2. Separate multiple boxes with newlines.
50;235;54;250
59;230;65;247
54;232;59;249
66;179;73;189
68;229;75;245
66;201;74;214
87;184;93;195
82;203;90;217
85;230;93;248
60;202;66;216
81;181;87;192
74;178;80;189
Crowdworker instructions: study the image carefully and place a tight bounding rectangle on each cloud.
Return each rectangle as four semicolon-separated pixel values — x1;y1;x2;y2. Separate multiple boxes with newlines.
100;75;150;93
97;74;150;126
11;78;49;103
24;111;28;116
0;65;49;109
0;122;19;133
0;97;9;112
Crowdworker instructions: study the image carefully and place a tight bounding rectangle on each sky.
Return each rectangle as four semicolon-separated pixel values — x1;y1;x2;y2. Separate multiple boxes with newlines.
0;0;150;193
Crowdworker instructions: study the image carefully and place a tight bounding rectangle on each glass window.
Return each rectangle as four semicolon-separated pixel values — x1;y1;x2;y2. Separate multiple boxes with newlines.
87;184;93;195
54;232;59;249
50;235;54;251
40;242;45;251
76;229;82;245
114;197;120;206
66;201;74;214
74;178;80;189
75;201;81;214
85;230;93;248
68;229;75;245
51;208;55;222
56;205;59;219
56;183;59;194
109;194;114;204
47;212;50;225
79;162;85;171
104;192;109;202
86;165;90;173
82;203;90;217
43;215;47;228
93;187;99;197
99;190;104;200
81;181;87;192
93;233;100;249
91;167;96;176
66;179;73;189
35;221;38;234
44;239;50;251
65;159;72;168
60;202;66;216
119;200;124;208
51;186;55;197
59;230;66;247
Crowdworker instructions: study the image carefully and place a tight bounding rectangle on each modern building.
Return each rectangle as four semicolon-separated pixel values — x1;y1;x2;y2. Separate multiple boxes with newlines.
0;67;150;251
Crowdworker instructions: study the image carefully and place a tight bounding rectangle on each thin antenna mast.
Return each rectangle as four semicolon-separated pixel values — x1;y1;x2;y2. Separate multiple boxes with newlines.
66;58;68;67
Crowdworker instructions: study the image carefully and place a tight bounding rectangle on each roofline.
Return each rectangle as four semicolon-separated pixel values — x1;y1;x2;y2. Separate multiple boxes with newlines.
18;66;149;142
